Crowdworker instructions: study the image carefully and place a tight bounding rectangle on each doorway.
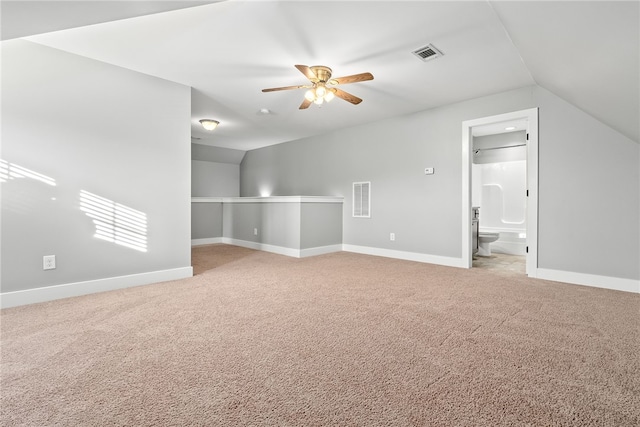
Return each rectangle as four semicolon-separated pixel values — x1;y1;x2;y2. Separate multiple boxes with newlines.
461;108;538;277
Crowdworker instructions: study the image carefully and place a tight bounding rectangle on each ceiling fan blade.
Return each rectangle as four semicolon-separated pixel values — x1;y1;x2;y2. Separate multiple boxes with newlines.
333;88;362;105
295;64;318;82
262;84;311;92
329;72;374;85
299;98;312;109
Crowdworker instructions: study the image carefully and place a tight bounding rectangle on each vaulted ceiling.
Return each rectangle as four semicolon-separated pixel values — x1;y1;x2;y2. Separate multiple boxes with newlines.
2;1;638;150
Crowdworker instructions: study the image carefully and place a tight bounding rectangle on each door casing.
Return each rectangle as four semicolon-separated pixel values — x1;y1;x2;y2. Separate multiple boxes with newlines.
461;108;538;276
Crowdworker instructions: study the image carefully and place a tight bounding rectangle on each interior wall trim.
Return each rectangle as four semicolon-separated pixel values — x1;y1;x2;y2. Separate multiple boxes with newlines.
192;238;223;246
461;108;539;275
221;238;342;258
0;267;194;309
222;238;299;257
191;197;343;204
220;196;344;204
535;268;640;294
342;245;638;294
299;245;344;258
191;197;225;203
342;244;465;268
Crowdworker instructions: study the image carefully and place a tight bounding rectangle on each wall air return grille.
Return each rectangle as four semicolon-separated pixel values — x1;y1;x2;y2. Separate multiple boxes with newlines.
412;44;444;62
353;181;371;218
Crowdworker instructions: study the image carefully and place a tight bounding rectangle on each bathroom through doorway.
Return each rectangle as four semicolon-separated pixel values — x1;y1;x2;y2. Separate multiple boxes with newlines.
461;108;538;277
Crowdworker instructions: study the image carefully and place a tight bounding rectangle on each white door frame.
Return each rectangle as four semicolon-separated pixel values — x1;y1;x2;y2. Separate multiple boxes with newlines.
461;108;538;277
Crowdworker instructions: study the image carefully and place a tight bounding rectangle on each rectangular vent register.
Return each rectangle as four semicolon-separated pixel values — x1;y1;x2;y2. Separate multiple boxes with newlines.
412;43;444;62
353;182;371;218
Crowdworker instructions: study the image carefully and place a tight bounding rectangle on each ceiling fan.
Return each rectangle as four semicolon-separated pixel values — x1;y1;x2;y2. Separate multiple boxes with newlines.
262;65;374;109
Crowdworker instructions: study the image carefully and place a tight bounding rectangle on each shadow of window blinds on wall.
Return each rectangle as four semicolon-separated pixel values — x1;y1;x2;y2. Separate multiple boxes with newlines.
0;159;56;187
80;190;148;253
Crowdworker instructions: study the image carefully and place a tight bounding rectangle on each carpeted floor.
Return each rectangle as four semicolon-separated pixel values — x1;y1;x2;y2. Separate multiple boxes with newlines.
1;244;639;426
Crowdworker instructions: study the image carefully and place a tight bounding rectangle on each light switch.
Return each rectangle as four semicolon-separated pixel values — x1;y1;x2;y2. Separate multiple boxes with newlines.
424;167;435;175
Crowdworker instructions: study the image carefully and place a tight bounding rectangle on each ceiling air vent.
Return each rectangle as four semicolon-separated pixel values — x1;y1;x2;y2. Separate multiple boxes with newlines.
412;44;444;62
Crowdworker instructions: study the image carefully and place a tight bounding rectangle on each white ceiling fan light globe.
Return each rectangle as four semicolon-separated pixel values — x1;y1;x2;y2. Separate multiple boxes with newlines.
315;85;327;98
304;89;316;101
324;90;335;102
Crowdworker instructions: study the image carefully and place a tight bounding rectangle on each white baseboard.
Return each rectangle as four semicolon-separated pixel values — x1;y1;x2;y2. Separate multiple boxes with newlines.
222;238;299;257
300;244;343;258
1;266;194;309
342;244;465;268
536;268;639;294
222;239;342;259
191;237;223;246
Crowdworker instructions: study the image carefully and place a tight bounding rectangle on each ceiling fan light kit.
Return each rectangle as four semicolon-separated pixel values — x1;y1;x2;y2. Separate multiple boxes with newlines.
305;85;335;105
262;64;373;110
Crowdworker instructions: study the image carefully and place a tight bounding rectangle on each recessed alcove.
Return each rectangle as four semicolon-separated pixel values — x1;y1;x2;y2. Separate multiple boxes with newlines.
191;196;343;258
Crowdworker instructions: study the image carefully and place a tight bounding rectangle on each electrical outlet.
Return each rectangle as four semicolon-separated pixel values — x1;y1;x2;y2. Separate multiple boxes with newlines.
390;233;395;241
253;228;258;236
424;167;435;175
43;255;56;270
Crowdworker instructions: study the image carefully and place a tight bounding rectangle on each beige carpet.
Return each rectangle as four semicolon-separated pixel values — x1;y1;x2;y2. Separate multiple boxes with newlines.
1;244;639;426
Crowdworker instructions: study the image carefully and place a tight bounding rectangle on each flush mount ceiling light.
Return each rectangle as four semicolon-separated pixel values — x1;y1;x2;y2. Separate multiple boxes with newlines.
199;119;219;131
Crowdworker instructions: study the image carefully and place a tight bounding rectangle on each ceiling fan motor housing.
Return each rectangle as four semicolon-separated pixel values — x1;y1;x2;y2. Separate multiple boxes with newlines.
310;66;332;82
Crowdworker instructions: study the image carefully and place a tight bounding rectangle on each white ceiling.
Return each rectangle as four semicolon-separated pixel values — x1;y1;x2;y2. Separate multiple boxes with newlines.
0;1;218;40
2;0;638;151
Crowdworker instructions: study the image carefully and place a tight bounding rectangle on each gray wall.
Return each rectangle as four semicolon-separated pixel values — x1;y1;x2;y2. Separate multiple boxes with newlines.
300;203;343;250
191;143;246;165
223;203;301;249
196;198;343;250
191;143;244;197
191;160;239;197
191;202;223;239
241;86;538;258
535;87;639;279
1;40;192;293
241;85;640;280
191;144;242;240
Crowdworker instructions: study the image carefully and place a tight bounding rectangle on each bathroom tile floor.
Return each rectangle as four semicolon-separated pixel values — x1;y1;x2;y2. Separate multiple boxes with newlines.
473;252;526;276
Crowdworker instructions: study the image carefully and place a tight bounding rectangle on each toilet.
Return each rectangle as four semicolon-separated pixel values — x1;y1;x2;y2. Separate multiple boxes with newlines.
477;232;499;257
